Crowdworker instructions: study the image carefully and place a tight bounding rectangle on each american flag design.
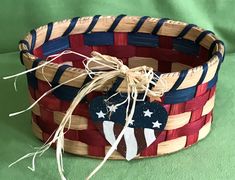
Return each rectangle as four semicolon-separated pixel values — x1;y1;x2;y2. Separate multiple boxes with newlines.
89;94;168;160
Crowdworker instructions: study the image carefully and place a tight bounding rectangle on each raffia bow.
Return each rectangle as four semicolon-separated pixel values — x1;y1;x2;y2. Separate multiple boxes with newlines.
5;50;167;180
85;51;165;97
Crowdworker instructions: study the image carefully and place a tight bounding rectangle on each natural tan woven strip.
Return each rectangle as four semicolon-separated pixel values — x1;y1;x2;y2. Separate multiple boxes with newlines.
157;136;187;155
202;94;215;116
20;51;221;93
54;112;88;130
198;120;211;140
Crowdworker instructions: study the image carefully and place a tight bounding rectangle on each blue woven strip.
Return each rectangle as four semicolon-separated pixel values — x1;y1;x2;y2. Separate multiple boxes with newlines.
197;63;208;85
26;73;38;89
152;18;169;34
51;64;71;85
214;51;223;63
209;40;224;57
30;29;36;52
26;59;43;89
62;17;79;36
164;86;196;104
207;73;218;90
132;16;149;33
164;72;218;104
82;75;93;86
84;15;101;33
32;59;43;76
19;50;28;65
42;36;70;56
169;69;188;91
84;32;114;46
206;51;224;90
177;24;196;38
108;14;126;32
45;22;53;43
195;30;214;44
19;40;30;50
128;33;159;47
51;64;80;101
107;77;124;95
173;38;199;55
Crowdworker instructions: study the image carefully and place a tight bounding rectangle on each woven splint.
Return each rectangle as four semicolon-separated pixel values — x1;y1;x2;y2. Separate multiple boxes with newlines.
18;15;225;159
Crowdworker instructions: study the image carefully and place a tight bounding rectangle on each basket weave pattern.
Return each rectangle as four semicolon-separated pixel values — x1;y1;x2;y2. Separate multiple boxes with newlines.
19;15;224;159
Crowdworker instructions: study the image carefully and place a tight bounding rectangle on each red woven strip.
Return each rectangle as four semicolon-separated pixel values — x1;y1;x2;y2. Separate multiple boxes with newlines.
205;112;212;124
38;80;51;93
209;86;216;98
157;36;173;72
87;120;105;156
167;102;186;140
92;46;108;54
46;53;64;64
140;131;167;156
39;107;54;124
185;134;199;147
69;34;84;47
33;46;43;58
190;108;203;122
135;47;155;57
186;83;210;146
88;146;105;157
107;45;136;59
35;90;61;111
195;83;208;97
73;103;89;117
139;140;158;156
158;61;171;73
185;89;210;111
198;46;209;63
69;34;92;57
114;32;128;46
159;36;173;49
169;103;186;115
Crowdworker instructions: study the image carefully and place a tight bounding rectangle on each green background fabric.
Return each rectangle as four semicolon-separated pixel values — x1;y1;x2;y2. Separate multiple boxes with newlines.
0;0;234;179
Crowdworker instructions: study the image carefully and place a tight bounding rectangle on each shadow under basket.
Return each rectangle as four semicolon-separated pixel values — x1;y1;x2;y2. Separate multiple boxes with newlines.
19;15;225;159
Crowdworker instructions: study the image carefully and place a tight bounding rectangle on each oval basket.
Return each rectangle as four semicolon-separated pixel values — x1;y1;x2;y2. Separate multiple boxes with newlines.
19;15;225;159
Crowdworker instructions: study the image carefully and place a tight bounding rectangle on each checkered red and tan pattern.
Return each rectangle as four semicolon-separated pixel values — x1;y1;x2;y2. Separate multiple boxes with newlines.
18;15;224;159
29;79;215;158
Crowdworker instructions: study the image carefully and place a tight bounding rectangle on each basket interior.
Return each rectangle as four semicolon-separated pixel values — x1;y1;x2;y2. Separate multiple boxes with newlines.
33;32;211;73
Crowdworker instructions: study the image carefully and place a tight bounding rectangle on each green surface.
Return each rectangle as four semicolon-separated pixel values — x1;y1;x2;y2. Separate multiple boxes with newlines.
0;0;234;180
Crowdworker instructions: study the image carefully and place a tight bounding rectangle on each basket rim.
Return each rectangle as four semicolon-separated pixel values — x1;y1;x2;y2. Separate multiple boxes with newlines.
19;15;225;93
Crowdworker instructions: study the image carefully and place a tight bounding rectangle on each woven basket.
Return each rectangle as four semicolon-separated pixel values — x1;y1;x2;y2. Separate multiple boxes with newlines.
19;15;225;159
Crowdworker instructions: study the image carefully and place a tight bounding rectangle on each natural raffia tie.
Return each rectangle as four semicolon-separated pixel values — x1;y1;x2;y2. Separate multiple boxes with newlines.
4;50;167;180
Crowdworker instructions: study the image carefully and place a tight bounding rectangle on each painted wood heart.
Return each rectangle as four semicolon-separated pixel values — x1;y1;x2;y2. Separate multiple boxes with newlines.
89;94;168;160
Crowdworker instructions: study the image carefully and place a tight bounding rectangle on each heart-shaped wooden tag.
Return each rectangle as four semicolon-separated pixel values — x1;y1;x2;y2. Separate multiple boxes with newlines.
89;94;168;160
